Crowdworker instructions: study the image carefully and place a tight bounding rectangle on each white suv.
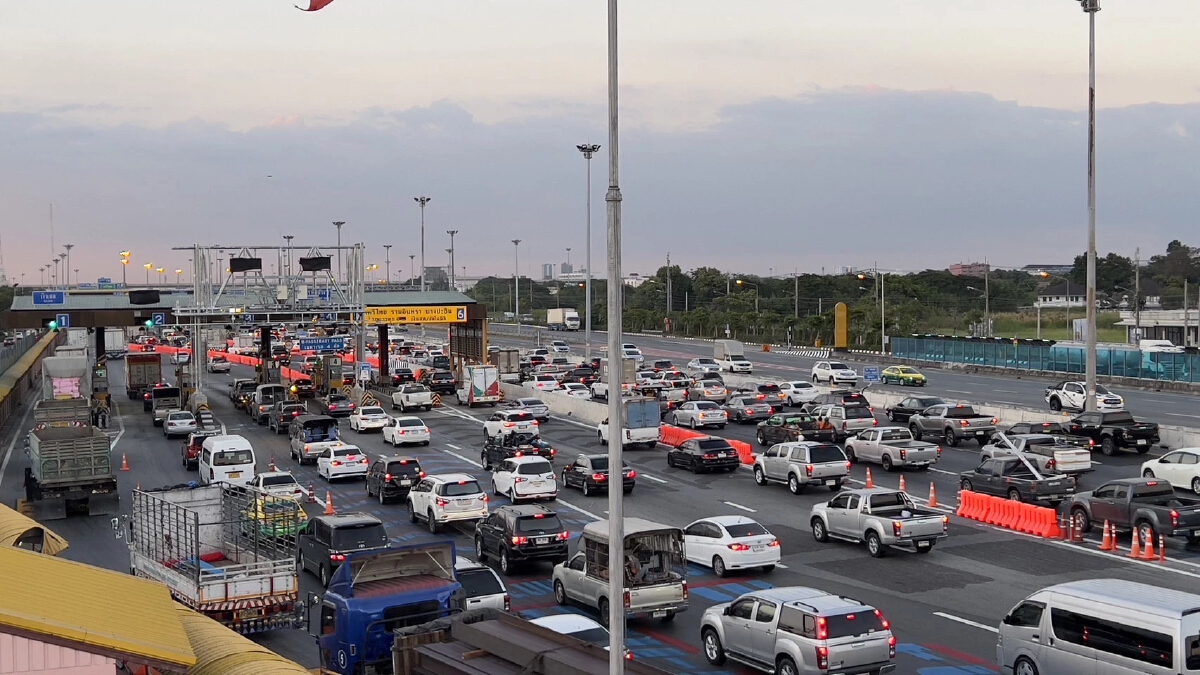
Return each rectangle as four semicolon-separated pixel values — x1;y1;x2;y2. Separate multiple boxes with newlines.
811;361;859;385
491;456;558;503
407;473;490;534
484;410;540;440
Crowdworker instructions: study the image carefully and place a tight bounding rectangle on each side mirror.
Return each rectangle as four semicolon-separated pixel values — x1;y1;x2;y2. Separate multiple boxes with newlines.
722;606;732;616
1160;458;1169;463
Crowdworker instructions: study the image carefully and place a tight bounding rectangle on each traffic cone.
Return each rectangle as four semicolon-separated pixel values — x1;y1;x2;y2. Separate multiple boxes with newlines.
898;475;907;493
269;455;277;471
1128;530;1142;559
324;491;335;516
865;468;874;489
1141;533;1157;561
927;483;938;508
120;453;130;471
1158;535;1167;563
1099;521;1114;550
308;481;316;504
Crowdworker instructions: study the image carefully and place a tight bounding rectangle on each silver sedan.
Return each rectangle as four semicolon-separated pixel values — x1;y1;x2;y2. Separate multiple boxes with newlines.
670;401;728;430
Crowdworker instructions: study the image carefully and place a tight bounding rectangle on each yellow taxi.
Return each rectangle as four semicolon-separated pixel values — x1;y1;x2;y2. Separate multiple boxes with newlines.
881;365;927;386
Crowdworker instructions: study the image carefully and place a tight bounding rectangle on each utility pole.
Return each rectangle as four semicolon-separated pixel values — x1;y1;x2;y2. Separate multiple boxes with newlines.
414;196;431;292
383;245;392;286
1080;0;1100;412
1134;247;1141;340
794;275;799;319
880;272;886;354
1185;280;1191;347
333;221;345;284
577;143;601;359
665;252;671;317
446;230;459;291
512;240;522;334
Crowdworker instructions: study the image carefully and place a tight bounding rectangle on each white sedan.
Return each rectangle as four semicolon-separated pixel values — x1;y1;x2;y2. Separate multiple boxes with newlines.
349;406;389;432
251;471;304;500
490;456;558;503
1142;448;1200;494
686;358;721;374
163;411;197;438
383;416;431;447
529;614;631;660
526;375;561;392
559;382;590;399
683;515;780;577
317;444;369;481
778;381;820;406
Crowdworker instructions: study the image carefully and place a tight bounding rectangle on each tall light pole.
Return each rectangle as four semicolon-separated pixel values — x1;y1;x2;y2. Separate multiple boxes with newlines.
602;2;627;670
511;239;522;333
58;254;66;287
120;250;131;287
383;245;392;286
1079;0;1100;412
577;143;601;359
735;279;759;313
408;255;416;285
860;272;887;353
283;235;294;278
446;230;459;291
333;221;345;284
39;267;44;286
175;269;183;284
414;196;431;292
63;244;74;287
144;263;152;285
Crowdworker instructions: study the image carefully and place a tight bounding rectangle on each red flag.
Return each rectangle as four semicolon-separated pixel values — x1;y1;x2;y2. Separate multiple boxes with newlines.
296;0;336;10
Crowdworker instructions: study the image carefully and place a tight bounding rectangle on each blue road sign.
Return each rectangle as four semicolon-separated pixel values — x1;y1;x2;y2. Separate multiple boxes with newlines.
152;312;166;326
863;366;881;383
97;277;112;284
358;363;372;381
318;288;331;301
33;291;65;305
76;283;96;289
55;314;70;328
300;337;343;352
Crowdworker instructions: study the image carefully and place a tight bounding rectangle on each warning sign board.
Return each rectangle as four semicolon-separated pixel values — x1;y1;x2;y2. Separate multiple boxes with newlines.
365;305;468;325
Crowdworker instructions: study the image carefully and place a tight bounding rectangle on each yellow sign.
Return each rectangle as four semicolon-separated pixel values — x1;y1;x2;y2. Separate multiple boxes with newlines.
834;302;849;350
365;305;468;325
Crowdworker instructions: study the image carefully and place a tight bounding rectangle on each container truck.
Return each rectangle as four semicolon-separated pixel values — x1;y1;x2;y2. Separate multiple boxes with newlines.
124;484;302;634
454;364;500;407
491;348;522;383
546;308;581;331
125;352;162;399
589;358;638;400
24;392;116;520
104;328;129;359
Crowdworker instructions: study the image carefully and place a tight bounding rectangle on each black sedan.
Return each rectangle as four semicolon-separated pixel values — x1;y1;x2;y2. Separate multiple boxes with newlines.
666;437;740;473
884;396;945;424
290;377;315;398
560;454;635;497
319;393;355;418
390;369;416;385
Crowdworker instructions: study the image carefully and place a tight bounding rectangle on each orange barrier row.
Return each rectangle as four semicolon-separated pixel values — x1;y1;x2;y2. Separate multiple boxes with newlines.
657;425;707;448
956;490;1060;538
728;439;755;465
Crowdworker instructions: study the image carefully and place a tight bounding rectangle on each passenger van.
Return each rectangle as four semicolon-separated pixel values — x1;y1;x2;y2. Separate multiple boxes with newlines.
198;435;256;487
998;578;1200;675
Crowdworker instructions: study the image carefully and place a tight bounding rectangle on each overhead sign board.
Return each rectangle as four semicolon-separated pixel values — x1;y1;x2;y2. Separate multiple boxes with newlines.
365;305;468;325
33;291;65;305
99;283;117;290
77;283;96;289
300;337;343;352
152;312;166;326
98;277;112;284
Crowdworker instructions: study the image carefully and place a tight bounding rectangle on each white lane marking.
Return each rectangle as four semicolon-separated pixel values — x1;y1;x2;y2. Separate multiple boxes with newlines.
641;474;668;484
723;501;757;513
446;443;462;451
992;389;1017;393
933;612;999;633
945;390;973;395
109;399;127;453
929;468;958;476
1163;412;1200;419
442;448;482;468
551;415;599;431
0;395;40;488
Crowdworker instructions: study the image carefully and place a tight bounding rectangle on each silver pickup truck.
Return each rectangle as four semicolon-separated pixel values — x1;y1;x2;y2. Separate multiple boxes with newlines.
909;404;998;447
844;426;940;471
810;488;949;558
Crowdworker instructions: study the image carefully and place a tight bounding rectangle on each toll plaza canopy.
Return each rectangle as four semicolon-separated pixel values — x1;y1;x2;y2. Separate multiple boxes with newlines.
0;502;69;555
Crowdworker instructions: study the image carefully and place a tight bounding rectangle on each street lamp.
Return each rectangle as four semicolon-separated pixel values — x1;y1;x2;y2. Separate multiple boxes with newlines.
511;240;522;333
283;235;295;277
39;267;45;286
332;221;345;284
120;251;131;287
1078;0;1100;411
175;269;184;284
144;263;153;285
576;142;601;358
156;267;165;284
414;196;431;292
383;245;392;286
63;244;74;287
446;230;459;291
735;279;760;313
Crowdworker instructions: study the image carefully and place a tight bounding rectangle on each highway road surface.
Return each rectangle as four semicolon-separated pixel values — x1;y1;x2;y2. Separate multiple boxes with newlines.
5;353;1200;674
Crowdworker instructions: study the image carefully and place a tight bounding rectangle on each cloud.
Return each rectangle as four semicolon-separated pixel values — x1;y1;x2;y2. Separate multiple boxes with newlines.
1;88;1198;281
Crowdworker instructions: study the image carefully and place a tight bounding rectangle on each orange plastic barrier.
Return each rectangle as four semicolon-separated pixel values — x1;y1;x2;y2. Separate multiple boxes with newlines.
657;425;706;448
728;439;755;465
958;490;1061;539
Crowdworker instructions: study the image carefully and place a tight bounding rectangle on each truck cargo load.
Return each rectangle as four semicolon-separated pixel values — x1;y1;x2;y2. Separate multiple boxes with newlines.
125;484;301;634
455;365;499;407
546;308;581;331
25;417;116;520
591;358;638;400
491;348;521;383
125;352;162;399
41;356;92;401
104;327;129;359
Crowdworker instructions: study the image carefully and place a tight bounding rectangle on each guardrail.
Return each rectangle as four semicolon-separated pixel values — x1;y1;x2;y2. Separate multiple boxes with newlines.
0;331;59;432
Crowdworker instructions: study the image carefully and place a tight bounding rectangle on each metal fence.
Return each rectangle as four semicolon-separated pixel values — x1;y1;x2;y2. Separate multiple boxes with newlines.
0;332;47;375
891;337;1200;384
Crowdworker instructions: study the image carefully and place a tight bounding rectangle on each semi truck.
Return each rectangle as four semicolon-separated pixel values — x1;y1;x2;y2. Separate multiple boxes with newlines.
309;543;464;675
454;364;500;407
589;358;638;400
125;352;162;399
104;328;129;359
124;484;302;634
547;308;581;331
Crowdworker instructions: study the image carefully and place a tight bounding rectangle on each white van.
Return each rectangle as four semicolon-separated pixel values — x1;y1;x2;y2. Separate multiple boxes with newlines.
997;578;1200;675
198;435;256;487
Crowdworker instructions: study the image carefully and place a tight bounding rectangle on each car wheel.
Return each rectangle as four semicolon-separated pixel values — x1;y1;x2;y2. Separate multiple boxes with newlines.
776;655;799;675
582;481;592;497
482;453;491;471
509;488;519;504
427;511;439;534
365;479;373;496
1013;656;1039;675
1007;488;1023;502
475;535;488;561
1143;469;1155;478
597;597;611;628
712;556;727;577
378;487;386;505
598;431;607;446
702;628;726;665
1100;437;1117;456
761;564;775;573
408;500;418;523
1049;397;1062;412
1192;477;1200;494
881;455;893;472
909;424;923;441
499;548;512;575
845;447;857;464
788;474;802;495
689;417;698;430
866;531;886;558
670;414;679;426
961;478;973;491
666;454;675;468
1071;508;1091;534
756;431;768;447
319;564;330;587
811;517;829;542
1135;520;1155;546
754;466;766;486
554;580;567;605
944;431;959;447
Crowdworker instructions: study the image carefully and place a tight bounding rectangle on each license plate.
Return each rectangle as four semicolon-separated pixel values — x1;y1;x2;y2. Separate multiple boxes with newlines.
917;541;931;549
752;545;766;552
975;431;986;436
1048;482;1061;487
652;611;668;618
235;608;263;620
229;472;241;479
1193;530;1200;536
536;537;550;545
825;479;837;486
400;479;411;486
1137;439;1147;446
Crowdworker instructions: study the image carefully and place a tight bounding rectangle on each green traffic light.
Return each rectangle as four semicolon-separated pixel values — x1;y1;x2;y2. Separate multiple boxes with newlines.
48;321;58;330
145;320;154;328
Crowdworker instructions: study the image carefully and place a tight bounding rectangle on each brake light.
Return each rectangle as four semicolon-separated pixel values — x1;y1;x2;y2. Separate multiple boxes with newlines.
1046;459;1056;470
625;651;634;661
892;521;902;536
623;590;631;609
728;543;751;551
936;446;943;457
144;393;151;400
348;403;355;409
899;449;907;460
873;609;891;630
418;471;426;478
480;494;488;503
436;498;448;507
889;634;897;657
384;473;393;482
756;394;766;400
943;515;950;533
626;470;636;479
556;531;570;541
304;444;310;451
514;476;527;483
330;554;346;562
503;594;511;612
331;460;342;467
959;420;970;428
703;453;717;459
815;646;829;670
806;464;814;477
511;536;529;545
1172;509;1180;528
768;539;780;547
360;458;368;464
1088;439;1095;447
991;417;1000;425
504;422;515;428
845;461;852;471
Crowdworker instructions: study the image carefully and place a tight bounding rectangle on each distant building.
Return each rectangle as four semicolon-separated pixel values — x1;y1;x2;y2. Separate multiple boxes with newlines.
623;273;648;287
949;262;990;277
541;263;555;281
1021;264;1074;277
559;271;587;283
1036;281;1088;308
835;266;859;276
1116;309;1198;346
560;262;574;275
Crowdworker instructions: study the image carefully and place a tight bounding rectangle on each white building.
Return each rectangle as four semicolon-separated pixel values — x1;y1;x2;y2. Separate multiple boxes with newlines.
623;273;648;287
1116;309;1200;346
1036;281;1087;308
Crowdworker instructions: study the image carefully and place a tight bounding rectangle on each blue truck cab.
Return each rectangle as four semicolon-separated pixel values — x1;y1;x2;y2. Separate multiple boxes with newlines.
315;542;463;675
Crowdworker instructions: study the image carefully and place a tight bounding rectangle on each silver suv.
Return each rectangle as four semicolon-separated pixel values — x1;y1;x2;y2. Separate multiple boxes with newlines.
701;587;896;675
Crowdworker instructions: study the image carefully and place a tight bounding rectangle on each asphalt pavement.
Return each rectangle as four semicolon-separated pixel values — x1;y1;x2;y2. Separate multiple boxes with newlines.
7;354;1200;675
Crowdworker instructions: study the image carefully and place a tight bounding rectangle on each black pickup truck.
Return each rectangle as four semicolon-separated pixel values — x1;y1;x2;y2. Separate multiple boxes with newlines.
959;456;1074;505
1065;412;1160;456
755;412;835;445
1068;478;1200;544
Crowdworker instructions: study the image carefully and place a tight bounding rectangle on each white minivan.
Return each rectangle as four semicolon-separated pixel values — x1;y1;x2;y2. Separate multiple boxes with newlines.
997;578;1200;675
198;435;256;487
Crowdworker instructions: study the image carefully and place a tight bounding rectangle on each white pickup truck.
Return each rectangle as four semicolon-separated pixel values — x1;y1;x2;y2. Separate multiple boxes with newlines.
844;426;940;472
391;383;433;412
980;433;1093;475
810;488;949;558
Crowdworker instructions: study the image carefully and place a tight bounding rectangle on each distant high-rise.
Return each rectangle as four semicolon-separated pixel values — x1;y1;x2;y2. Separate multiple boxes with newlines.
541;263;555;281
560;262;574;275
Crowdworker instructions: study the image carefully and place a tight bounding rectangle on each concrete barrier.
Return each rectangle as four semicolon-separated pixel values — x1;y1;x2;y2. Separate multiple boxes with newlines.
498;382;610;425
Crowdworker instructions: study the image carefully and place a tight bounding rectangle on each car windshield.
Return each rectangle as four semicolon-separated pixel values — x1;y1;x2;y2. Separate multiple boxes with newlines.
213;450;253;466
457;568;505;597
169;413;194;421
212;357;226;363
695;402;720;410
1103;412;1137;424
734;398;757;406
328;394;348;403
332;448;360;458
730;355;750;362
516;514;564;532
723;522;768;538
507;412;535;421
521;399;546;407
698;439;732;451
758;385;780;393
516;460;553;475
442;481;481;496
845;407;874;419
916;398;944;407
897;367;917;374
696;359;716;364
1095;385;1112;394
397;418;425;428
879;430;910;441
261;474;297;487
829;363;849;370
283;405;306;414
360;407;385;416
402;384;427;393
330;523;388;551
809;445;846;464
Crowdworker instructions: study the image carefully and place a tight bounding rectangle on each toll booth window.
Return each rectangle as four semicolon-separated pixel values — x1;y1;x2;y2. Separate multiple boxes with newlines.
320;603;337;635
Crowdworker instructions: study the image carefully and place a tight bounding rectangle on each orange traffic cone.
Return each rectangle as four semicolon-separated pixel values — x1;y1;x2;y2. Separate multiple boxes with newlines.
1099;521;1114;551
308;481;316;504
1128;530;1142;559
269;455;277;471
898;475;907;493
927;483;938;508
324;491;335;516
120;453;130;471
864;468;874;489
1141;533;1157;561
1158;534;1167;563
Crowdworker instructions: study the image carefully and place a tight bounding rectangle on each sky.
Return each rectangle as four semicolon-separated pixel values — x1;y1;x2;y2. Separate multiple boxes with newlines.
2;0;1198;283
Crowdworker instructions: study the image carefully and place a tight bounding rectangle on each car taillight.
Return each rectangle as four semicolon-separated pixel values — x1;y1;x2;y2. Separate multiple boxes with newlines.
959;420;970;428
556;531;570;541
806;464;814;477
503;594;510;612
682;578;688;600
514;476;527;483
480;494;488;503
889;634;897;657
845;461;852;471
623;590;631;608
436;498;448;507
592;473;607;482
768;539;780;547
728;543;750;551
348;403;355;409
1088;438;1095;447
936;446;943;457
815;646;829;670
892;521;902;536
144;393;151;400
625;651;634;661
1046;459;1056;469
360;458;368;464
626;470;636;479
418;471;426;478
1172;509;1180;528
872;418;879;427
331;460;343;467
943;515;950;533
899;449;907;460
511;536;529;545
504;422;515;428
703;453;717;459
992;417;999;425
330;553;346;562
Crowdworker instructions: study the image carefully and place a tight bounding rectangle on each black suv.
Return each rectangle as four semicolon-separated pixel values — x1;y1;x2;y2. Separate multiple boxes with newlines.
268;401;308;434
296;513;389;586
365;455;425;504
803;390;872;413
426;369;458;394
390;369;416;385
560;453;636;496
481;433;554;470
473;504;569;575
